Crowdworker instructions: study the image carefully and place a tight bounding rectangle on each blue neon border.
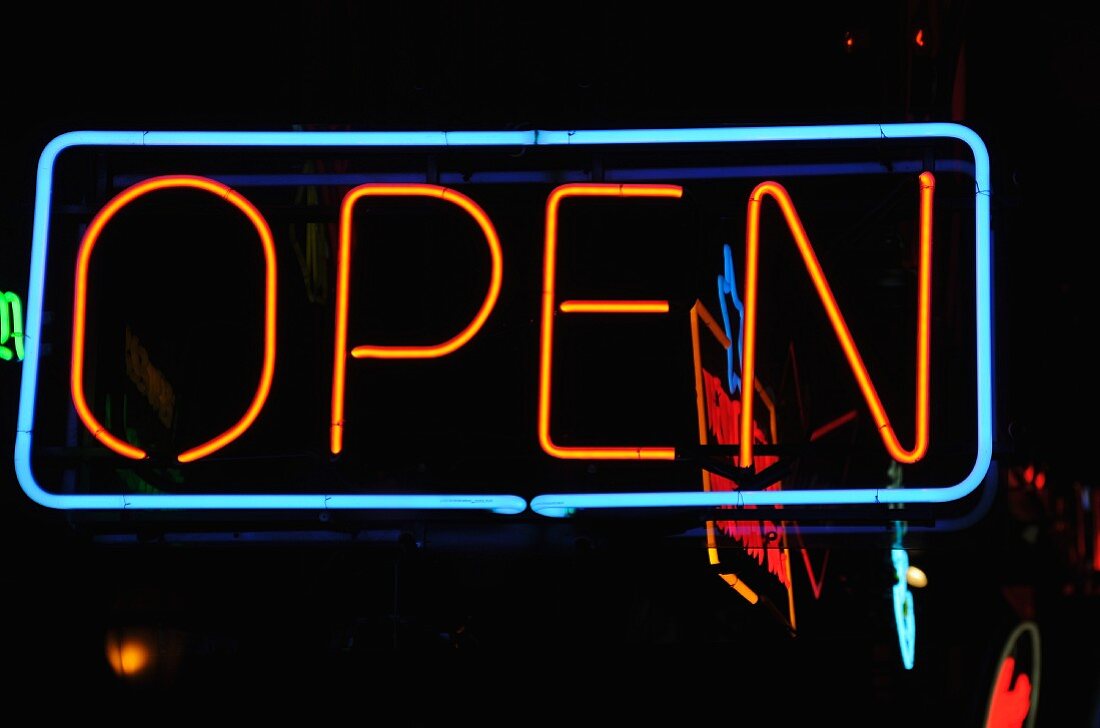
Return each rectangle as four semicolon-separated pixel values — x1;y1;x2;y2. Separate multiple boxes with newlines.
14;124;990;514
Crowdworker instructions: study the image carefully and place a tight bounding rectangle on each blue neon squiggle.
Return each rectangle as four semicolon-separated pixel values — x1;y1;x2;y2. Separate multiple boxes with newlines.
716;244;745;395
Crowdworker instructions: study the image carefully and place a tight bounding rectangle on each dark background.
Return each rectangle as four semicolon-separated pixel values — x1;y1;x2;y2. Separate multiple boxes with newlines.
1;2;1097;722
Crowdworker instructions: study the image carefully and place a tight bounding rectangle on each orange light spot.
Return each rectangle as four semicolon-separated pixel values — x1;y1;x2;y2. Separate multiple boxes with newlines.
538;183;681;460
331;184;503;454
739;173;934;467
106;634;151;677
915;29;925;47
71;175;278;463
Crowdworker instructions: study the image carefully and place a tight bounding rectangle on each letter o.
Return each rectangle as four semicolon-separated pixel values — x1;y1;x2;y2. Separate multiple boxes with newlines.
70;175;277;462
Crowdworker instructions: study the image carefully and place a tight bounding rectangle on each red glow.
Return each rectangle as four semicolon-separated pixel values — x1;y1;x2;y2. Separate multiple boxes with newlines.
691;300;795;623
985;657;1032;728
810;409;858;442
1093;490;1100;572
788;523;829;600
1034;471;1046;491
330;184;504;454
915;29;925;47
72;175;278;463
800;545;829;599
740;174;934;467
691;303;722;566
538;183;682;460
701;369;790;591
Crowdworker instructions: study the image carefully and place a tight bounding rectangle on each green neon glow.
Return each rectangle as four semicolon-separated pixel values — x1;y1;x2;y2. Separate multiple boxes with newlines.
1;291;25;361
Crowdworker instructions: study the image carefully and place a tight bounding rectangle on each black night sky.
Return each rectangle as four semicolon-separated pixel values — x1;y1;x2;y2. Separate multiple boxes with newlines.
1;2;1097;723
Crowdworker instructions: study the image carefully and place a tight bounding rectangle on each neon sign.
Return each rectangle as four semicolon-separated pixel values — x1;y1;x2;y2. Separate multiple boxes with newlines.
1;290;24;362
13;124;991;513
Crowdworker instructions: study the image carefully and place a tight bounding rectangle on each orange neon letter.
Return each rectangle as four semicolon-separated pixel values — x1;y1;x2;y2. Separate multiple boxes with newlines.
539;183;681;460
739;172;934;466
330;184;504;454
71;175;278;463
